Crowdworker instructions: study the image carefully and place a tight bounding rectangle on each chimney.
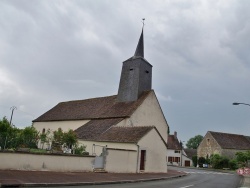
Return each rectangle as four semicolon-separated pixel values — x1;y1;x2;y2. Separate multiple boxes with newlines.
174;131;177;138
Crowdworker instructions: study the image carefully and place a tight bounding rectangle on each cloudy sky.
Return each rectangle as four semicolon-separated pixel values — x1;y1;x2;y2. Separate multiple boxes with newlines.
1;0;250;143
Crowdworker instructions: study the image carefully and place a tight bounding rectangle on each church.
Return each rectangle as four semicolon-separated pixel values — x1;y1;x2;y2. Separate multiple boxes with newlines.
33;28;169;173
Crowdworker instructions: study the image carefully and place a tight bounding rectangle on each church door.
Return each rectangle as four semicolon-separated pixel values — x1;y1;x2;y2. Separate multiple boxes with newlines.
140;150;146;171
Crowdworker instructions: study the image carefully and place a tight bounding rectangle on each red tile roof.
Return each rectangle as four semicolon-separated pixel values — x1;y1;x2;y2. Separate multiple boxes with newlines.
209;131;250;150
167;135;182;150
33;91;152;122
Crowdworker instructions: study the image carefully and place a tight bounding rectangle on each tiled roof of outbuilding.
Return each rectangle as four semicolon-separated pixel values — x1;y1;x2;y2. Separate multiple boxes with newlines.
184;149;197;158
33;90;152;122
96;126;154;143
75;118;124;140
209;131;250;150
167;135;182;150
75;118;155;143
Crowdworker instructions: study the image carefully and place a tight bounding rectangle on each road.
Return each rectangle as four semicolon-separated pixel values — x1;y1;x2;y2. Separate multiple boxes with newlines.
40;166;242;188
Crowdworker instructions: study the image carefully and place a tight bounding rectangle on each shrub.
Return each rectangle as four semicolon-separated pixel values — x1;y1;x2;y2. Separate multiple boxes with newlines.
210;154;230;169
74;144;87;155
192;155;198;167
198;157;206;166
229;159;238;170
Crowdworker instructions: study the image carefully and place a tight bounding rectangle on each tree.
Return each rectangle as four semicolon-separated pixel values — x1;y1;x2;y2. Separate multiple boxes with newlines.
51;128;64;151
39;129;51;149
19;126;39;148
63;129;77;149
236;151;250;167
186;135;203;149
0;117;12;149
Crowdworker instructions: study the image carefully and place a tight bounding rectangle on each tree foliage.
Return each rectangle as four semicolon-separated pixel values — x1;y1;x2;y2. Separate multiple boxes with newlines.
51;128;78;151
0;116;38;149
236;151;250;167
186;135;203;149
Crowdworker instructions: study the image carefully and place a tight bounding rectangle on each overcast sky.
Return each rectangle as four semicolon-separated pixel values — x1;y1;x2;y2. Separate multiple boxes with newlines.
1;0;250;144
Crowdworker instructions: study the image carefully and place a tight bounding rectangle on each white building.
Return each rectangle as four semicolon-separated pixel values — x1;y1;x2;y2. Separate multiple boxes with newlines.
167;132;193;167
33;28;169;173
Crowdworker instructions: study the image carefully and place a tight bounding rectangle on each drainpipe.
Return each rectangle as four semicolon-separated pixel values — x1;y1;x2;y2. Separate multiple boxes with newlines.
136;144;140;173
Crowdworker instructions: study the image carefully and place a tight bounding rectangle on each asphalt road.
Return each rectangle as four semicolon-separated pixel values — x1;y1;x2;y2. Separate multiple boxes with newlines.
56;166;242;188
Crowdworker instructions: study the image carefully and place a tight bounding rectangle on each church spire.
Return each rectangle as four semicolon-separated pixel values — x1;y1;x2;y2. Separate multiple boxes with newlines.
134;18;145;58
117;19;152;102
134;28;144;58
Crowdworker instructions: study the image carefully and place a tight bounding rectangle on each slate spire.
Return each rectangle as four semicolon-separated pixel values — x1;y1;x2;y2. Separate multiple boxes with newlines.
134;29;144;58
117;22;152;102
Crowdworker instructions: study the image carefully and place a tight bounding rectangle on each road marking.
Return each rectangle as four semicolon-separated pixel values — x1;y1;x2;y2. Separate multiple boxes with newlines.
181;171;233;175
179;185;194;188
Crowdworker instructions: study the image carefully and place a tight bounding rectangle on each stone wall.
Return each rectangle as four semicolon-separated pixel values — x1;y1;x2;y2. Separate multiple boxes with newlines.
197;132;222;158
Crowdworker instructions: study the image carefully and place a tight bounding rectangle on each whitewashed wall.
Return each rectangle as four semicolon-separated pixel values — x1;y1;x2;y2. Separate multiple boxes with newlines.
138;129;167;173
0;152;94;172
105;149;137;173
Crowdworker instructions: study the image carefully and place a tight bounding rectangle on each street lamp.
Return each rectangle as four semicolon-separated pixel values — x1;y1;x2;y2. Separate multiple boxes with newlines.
233;102;250;107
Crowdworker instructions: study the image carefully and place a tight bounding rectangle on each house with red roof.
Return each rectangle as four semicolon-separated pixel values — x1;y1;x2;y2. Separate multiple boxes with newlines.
33;28;169;173
167;131;193;167
198;131;250;159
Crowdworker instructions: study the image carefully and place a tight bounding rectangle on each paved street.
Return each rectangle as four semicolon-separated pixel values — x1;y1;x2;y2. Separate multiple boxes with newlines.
56;167;242;188
0;167;244;188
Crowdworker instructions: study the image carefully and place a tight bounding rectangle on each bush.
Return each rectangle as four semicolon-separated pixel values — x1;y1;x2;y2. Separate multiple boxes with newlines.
192;156;198;167
198;157;206;167
210;154;230;169
74;144;87;155
229;159;238;170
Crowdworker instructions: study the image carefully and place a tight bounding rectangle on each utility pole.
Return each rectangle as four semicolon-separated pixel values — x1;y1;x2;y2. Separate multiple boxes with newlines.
9;106;17;126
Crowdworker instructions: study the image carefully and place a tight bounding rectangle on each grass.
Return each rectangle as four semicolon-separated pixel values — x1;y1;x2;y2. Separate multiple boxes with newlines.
30;148;48;154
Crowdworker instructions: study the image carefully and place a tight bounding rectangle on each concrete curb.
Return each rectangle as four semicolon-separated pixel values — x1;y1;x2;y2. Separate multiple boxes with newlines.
241;175;250;188
0;174;187;187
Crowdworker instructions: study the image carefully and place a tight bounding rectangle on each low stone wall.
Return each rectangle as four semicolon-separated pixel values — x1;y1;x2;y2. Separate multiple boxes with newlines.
0;151;95;172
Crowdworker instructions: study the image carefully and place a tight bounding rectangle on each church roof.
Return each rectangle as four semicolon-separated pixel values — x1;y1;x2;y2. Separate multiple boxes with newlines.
75;119;166;145
96;126;154;143
33;90;152;122
209;131;250;150
74;118;124;140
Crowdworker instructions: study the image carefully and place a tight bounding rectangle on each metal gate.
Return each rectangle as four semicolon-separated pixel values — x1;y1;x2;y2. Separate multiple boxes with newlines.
93;145;107;169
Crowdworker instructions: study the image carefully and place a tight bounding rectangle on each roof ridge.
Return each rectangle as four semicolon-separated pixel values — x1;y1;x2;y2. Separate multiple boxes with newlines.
209;131;246;136
60;94;117;104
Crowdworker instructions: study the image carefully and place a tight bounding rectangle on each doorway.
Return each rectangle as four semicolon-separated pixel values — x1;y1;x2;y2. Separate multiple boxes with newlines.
140;150;146;171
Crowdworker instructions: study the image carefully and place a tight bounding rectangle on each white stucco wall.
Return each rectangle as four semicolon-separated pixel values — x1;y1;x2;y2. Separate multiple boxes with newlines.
118;91;168;142
105;149;137;173
138;129;167;173
0;152;95;172
182;155;193;167
33;120;89;133
33;120;89;148
167;149;181;166
78;140;138;156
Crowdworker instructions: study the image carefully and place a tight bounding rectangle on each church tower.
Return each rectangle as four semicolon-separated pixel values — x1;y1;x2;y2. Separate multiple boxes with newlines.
117;28;152;102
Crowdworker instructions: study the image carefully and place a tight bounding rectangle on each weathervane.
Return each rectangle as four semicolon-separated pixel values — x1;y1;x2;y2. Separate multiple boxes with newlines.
142;18;145;28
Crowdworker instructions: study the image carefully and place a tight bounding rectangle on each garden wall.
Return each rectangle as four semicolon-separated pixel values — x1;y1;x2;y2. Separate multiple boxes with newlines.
0;151;95;172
